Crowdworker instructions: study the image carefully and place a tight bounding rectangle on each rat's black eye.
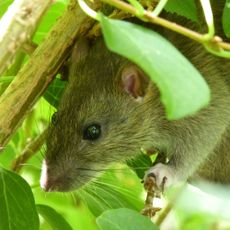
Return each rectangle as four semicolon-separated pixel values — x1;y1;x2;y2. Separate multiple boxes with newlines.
51;112;58;125
83;124;101;140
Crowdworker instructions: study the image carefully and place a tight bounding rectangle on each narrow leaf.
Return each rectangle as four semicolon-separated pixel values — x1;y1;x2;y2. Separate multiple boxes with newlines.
100;16;210;119
37;204;73;230
126;153;152;179
43;78;67;108
223;0;230;38
0;167;39;230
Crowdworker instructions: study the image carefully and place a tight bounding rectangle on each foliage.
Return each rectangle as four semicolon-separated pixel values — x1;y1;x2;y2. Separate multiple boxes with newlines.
223;0;230;38
0;168;39;230
100;15;210;119
96;208;158;230
0;0;230;230
164;0;198;22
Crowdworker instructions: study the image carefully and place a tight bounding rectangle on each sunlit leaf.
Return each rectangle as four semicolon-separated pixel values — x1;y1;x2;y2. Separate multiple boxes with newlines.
174;183;230;221
101;16;210;119
0;0;13;19
96;208;158;230
78;167;143;217
33;1;67;43
179;213;217;230
0;76;14;95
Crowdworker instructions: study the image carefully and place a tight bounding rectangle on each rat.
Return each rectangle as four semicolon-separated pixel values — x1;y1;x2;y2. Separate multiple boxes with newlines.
40;3;230;193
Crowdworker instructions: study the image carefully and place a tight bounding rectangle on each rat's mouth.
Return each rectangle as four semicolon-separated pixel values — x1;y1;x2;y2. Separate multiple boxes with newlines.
40;160;92;192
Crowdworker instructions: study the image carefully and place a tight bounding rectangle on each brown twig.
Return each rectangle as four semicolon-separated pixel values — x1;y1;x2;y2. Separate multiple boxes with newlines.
99;0;230;54
11;128;47;172
0;0;96;147
87;9;131;38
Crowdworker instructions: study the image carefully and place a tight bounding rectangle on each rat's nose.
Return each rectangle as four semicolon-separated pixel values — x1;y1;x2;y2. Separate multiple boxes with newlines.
40;160;59;192
40;176;63;192
40;160;72;192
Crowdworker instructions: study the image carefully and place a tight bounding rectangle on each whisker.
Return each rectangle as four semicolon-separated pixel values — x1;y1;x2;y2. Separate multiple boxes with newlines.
79;187;107;209
92;180;143;200
76;166;149;172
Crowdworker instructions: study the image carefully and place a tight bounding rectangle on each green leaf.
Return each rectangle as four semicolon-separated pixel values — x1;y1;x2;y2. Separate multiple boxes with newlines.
100;16;210;120
0;167;39;230
78;167;143;217
126;153;152;179
164;0;198;22
33;1;67;43
96;208;158;230
0;76;14;95
223;0;230;38
36;204;73;230
0;0;13;19
43;78;67;108
0;145;16;168
180;213;217;230
0;76;14;83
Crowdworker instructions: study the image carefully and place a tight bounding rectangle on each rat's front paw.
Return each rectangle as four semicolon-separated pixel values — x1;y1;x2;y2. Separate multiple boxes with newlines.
144;163;177;195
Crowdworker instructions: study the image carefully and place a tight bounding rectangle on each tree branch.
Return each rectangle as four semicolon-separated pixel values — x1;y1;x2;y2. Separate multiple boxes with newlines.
0;0;95;147
0;0;53;76
99;0;230;57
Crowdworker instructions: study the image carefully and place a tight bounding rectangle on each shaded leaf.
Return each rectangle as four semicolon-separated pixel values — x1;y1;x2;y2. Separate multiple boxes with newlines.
36;204;73;230
126;153;152;179
0;167;39;230
223;0;230;38
164;0;198;22
43;78;67;108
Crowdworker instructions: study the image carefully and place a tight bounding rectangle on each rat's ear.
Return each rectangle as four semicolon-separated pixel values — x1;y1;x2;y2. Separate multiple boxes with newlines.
65;38;90;81
121;65;150;99
70;37;90;63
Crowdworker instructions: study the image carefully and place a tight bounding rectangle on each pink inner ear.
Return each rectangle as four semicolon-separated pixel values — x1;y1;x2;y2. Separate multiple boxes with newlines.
122;65;146;99
122;73;138;98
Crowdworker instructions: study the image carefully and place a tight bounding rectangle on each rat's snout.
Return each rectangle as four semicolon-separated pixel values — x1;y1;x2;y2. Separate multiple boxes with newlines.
40;160;58;192
40;160;72;192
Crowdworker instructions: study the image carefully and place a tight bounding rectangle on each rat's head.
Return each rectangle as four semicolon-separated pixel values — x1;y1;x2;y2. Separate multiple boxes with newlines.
40;38;156;192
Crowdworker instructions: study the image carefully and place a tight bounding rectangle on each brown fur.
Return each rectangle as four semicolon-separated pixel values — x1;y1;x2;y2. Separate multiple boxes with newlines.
41;2;230;192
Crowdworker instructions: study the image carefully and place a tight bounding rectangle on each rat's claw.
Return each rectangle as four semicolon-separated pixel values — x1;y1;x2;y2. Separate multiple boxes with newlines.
144;163;176;194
